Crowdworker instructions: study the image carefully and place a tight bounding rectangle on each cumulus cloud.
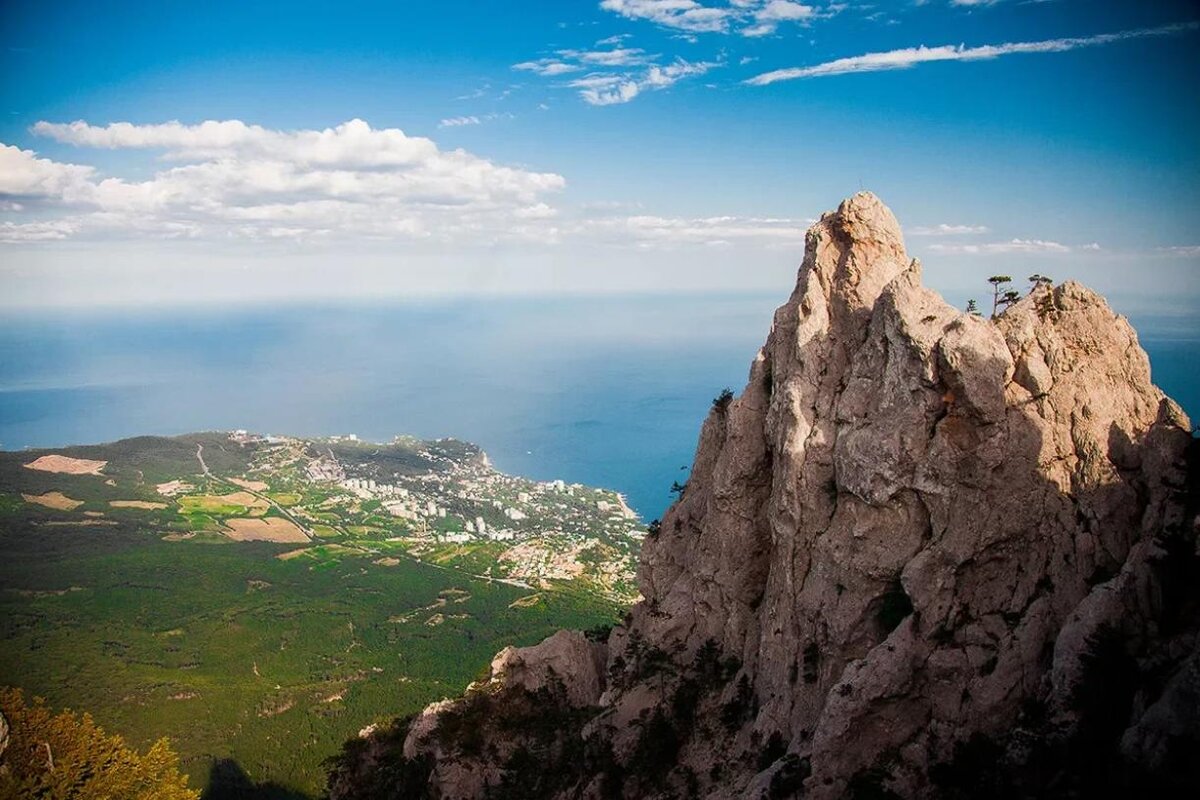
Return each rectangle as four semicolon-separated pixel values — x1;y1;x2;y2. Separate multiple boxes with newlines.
4;119;566;245
746;22;1198;84
2;118;812;253
909;223;989;236
0;143;96;200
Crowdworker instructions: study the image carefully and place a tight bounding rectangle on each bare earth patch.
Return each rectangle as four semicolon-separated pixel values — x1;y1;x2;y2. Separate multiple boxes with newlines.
217;491;270;510
23;491;84;511
276;547;312;560
373;557;401;566
156;480;193;496
110;500;169;510
508;594;544;609
229;477;270;492
24;454;107;475
224;517;309;543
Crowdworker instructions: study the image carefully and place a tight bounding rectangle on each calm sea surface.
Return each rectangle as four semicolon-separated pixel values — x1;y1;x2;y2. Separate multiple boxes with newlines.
0;295;1195;520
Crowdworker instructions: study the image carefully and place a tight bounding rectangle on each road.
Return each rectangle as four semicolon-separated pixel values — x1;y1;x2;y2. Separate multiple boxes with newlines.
195;442;316;541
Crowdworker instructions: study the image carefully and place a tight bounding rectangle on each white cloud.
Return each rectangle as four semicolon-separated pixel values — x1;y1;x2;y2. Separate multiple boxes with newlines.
0;219;80;243
439;115;481;128
1157;245;1200;257
576;212;811;246
746;21;1199;84
0;143;96;200
513;59;583;76
515;41;651;78
909;223;989;236
5;119;566;245
926;238;1072;255
571;58;717;105
438;113;513;128
600;0;733;33
599;0;837;36
562;46;651;67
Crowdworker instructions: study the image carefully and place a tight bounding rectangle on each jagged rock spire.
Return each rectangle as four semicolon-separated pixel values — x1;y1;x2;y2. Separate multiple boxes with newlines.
329;193;1199;800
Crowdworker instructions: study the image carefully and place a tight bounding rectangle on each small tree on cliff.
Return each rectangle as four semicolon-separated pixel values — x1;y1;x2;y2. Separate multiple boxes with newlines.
1028;273;1053;294
713;388;735;413
988;275;1020;319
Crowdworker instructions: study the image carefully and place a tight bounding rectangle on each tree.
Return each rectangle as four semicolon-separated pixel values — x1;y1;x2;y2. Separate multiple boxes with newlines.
987;275;1018;319
1027;273;1053;294
0;687;198;800
712;387;734;413
965;299;981;316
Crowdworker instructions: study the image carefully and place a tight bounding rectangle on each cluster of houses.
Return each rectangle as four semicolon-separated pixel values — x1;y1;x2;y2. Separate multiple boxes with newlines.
342;477;409;498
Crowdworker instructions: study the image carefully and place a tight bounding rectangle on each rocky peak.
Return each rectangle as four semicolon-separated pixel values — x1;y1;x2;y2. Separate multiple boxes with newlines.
328;193;1199;800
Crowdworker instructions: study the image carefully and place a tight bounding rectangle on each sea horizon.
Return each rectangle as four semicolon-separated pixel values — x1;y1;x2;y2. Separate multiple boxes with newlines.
3;292;1195;521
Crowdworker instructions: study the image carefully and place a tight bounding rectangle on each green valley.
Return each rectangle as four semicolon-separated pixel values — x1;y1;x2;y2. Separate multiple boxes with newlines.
0;432;642;797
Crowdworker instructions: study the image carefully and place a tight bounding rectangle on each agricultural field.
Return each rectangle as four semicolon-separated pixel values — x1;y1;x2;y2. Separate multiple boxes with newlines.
0;432;638;797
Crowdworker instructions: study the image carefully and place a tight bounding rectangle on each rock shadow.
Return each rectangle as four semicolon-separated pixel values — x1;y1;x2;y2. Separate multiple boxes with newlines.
201;758;314;800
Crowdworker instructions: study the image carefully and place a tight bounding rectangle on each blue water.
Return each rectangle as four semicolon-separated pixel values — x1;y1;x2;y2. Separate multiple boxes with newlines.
0;296;1195;520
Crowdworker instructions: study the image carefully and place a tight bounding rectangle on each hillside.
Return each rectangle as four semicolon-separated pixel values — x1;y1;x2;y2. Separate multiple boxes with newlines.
329;193;1200;799
0;431;641;796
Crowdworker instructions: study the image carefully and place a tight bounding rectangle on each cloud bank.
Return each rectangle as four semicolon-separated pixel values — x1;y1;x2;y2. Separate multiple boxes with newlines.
8;119;565;244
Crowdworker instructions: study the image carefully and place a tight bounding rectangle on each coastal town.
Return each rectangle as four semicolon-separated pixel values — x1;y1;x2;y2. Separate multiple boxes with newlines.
226;430;646;601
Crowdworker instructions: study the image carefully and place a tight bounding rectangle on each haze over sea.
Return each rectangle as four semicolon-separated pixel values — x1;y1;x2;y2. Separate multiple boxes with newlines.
1;294;1196;521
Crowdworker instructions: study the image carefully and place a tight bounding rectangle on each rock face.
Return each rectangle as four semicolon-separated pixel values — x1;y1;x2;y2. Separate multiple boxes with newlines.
327;192;1199;799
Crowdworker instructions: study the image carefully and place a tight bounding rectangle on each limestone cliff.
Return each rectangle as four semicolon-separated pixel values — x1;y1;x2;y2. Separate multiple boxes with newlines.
327;193;1199;799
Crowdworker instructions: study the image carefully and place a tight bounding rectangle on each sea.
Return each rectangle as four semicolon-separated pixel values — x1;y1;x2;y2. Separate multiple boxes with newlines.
0;294;1196;521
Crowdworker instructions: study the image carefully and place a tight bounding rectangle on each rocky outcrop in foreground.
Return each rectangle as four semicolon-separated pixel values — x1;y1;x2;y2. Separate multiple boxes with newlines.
327;193;1199;799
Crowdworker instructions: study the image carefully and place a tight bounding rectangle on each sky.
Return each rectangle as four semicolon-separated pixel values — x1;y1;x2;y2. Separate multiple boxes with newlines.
1;0;1198;314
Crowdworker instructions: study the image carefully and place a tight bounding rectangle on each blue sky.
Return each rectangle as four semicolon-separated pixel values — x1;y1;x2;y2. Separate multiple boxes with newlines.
1;0;1197;313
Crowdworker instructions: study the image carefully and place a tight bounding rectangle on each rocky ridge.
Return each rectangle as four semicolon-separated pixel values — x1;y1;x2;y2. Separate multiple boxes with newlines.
327;192;1199;799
